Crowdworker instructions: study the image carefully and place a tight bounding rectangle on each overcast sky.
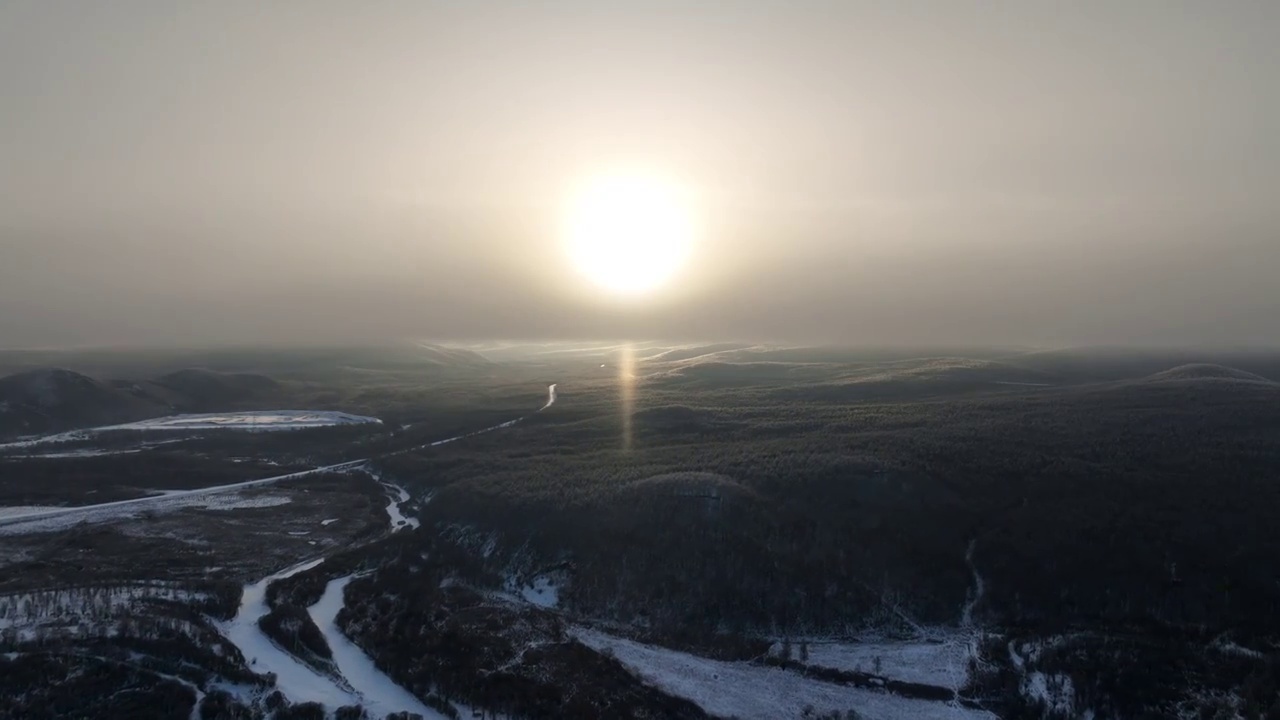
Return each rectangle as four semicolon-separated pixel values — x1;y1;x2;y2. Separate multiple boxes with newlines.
2;2;1277;348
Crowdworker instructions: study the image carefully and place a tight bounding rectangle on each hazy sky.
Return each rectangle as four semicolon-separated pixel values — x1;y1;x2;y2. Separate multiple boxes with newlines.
2;2;1278;348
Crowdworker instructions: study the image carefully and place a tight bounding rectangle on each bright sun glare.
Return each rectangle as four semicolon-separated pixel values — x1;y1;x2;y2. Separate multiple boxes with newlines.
563;173;695;296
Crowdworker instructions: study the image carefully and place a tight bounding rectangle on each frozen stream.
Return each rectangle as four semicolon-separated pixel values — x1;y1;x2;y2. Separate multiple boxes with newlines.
220;558;360;710
211;385;558;715
383;482;419;532
309;575;448;719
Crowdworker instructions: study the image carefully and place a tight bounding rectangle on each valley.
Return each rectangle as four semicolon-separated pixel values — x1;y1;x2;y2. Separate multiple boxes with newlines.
1;343;1278;719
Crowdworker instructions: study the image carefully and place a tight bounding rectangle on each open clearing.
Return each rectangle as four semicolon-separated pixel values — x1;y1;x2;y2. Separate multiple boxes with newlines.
574;628;995;720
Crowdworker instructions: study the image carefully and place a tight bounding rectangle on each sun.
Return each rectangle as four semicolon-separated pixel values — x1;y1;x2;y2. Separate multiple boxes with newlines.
562;172;695;296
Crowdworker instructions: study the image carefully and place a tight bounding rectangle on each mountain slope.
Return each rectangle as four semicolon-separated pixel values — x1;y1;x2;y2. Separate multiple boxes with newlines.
0;368;167;438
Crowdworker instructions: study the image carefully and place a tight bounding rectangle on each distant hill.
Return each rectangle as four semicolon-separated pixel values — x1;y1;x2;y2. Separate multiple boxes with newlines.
652;361;815;388
0;366;291;439
414;343;492;366
0;368;167;438
1140;363;1275;385
1010;347;1280;384
150;368;281;411
650;356;1060;401
641;343;757;363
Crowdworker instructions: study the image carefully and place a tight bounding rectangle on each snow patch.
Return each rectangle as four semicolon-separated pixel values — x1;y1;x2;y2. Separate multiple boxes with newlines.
514;574;560;609
775;637;973;690
574;627;995;720
199;495;293;511
0;506;64;519
106;410;380;432
1023;672;1075;716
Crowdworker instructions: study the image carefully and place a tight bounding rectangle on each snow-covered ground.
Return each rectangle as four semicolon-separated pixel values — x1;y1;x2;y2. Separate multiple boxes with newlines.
1022;671;1076;716
0;583;209;643
309;575;450;720
112;411;381;431
0;410;381;454
0;506;63;520
11;438;190;459
776;637;974;690
0;460;365;536
219;558;359;710
201;494;293;511
503;571;563;609
0;431;91;452
573;628;996;720
519;575;560;608
21;448;142;459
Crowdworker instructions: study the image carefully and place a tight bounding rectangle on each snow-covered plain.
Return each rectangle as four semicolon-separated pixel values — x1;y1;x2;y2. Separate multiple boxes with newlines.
0;506;63;519
573;628;995;720
200;494;292;511
112;410;381;431
0;460;366;535
776;637;974;690
0;410;381;454
309;575;450;720
21;448;142;459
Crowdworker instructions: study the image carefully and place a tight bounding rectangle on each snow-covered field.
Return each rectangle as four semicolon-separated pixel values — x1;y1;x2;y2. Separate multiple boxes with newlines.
21;448;142;459
0;410;381;454
0;506;63;520
519;575;560;608
0;461;364;536
199;494;293;511
111;410;381;431
774;637;975;690
309;575;450;719
573;628;995;720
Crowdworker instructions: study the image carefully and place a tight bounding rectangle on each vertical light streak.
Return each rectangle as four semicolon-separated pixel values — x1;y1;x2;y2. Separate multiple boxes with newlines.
620;342;635;452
